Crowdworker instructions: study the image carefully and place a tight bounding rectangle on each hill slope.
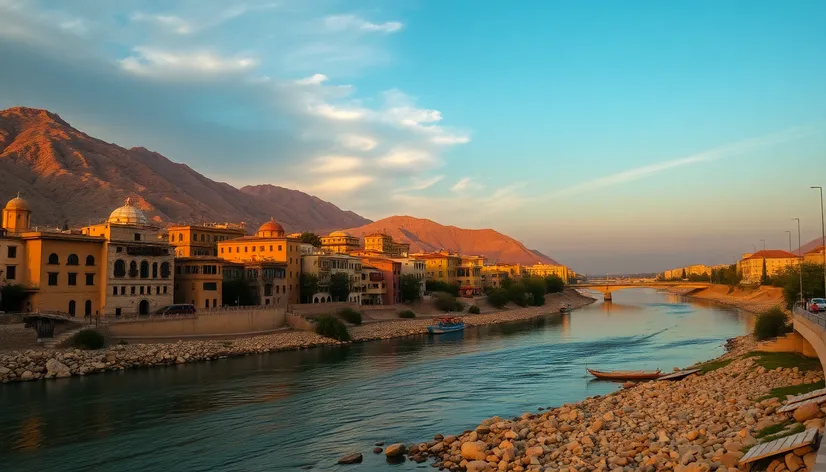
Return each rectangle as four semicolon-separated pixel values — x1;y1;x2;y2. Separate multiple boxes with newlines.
344;215;560;266
798;237;826;255
0;107;370;231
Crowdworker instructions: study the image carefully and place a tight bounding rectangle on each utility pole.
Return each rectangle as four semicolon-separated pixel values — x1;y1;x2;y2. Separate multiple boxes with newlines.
760;239;766;251
793;218;804;304
812;186;826;300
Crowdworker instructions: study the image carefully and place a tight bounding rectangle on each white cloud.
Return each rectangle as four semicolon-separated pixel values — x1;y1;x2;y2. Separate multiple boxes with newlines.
323;14;403;33
398;175;445;192
338;134;378;151
307;102;366;121
130;12;192;34
377;148;437;169
119;47;259;77
295;73;329;85
59;19;88;35
451;177;484;193
313;155;363;173
311;175;374;193
431;133;471;145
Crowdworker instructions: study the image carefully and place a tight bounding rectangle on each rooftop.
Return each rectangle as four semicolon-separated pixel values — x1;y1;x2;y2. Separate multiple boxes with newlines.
744;249;800;260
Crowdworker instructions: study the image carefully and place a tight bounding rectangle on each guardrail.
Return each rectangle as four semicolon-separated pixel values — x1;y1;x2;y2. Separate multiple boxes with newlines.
794;302;826;329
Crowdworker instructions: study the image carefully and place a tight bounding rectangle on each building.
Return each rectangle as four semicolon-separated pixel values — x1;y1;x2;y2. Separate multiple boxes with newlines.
457;255;486;297
223;260;289;306
217;218;301;304
737;250;802;284
0;224;25;286
320;231;361;254
481;266;510;289
804;246;825;265
391;257;427;299
484;263;527;280
526;263;570;282
301;252;364;303
167;224;246;257
361;265;386;305
173;256;224;309
364;233;410;258
359;257;401;305
413;251;461;285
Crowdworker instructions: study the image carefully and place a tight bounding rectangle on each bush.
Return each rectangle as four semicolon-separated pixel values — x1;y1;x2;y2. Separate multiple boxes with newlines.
754;307;790;341
487;288;510;308
399;310;416;319
71;330;105;350
426;280;460;297
338;308;362;325
507;284;528;307
544;275;565;294
522;277;547;306
315;315;351;341
468;305;480;314
435;293;460;312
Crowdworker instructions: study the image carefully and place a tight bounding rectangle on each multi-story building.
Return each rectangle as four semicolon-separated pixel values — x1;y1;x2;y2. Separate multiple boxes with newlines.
662;264;721;280
457;255;486;297
526;263;570;282
391;257;426;299
804;246;825;265
173;256;224;309
223;260;289;306
481;266;510;289
167;224;246;257
737;250;802;284
485;263;527;279
320;231;361;254
359;257;401;305
217;218;301;304
301;252;364;303
361;265;386;305
413;251;461;285
363;233;410;258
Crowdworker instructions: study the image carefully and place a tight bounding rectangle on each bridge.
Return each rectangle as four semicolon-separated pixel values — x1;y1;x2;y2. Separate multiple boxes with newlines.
572;281;711;300
789;305;826;470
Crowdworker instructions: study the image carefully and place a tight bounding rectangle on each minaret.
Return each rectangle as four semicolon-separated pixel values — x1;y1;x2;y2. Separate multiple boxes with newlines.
2;193;32;233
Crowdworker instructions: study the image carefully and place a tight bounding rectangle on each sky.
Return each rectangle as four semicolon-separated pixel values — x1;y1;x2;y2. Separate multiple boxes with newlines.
1;0;826;274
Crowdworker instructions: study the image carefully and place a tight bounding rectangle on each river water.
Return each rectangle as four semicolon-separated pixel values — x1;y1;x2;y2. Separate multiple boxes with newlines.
0;289;751;472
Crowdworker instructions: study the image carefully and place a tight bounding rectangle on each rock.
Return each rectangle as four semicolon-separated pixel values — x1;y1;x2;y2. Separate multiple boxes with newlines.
785;451;803;472
466;460;489;472
461;440;488;460
0;367;10;375
622;381;636;389
804;452;816;469
718;452;741;468
372;447;382;454
602;411;615;421
589;419;604;433
337;453;363;464
794;403;822;422
804;418;825;430
45;359;71;378
385;443;406;457
686;430;699;441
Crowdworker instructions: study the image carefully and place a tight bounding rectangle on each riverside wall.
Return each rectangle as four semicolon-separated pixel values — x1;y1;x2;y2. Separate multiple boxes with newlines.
105;307;287;341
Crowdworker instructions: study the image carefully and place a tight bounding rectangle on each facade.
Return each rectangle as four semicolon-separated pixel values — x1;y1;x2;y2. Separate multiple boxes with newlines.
361;265;386;305
223;261;289;307
167;224;246;257
458;255;486;296
359;257;401;305
737;250;802;284
804;246;825;265
320;231;360;254
414;251;461;285
526;263;570;282
485;263;527;279
174;256;224;309
363;233;410;258
391;257;427;298
481;266;510;289
0;229;25;286
217;219;301;304
301;252;364;303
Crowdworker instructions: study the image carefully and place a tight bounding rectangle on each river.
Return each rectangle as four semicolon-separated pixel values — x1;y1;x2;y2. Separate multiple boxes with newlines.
0;289;752;472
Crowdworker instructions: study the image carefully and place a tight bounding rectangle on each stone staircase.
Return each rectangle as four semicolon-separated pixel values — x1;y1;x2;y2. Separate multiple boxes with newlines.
42;325;93;349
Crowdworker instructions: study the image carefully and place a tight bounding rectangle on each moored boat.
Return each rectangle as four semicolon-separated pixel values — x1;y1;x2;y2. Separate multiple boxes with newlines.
559;304;573;314
587;368;661;381
428;316;465;334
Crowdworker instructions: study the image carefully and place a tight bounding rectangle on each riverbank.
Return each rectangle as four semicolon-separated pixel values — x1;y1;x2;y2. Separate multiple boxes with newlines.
397;333;826;471
668;284;786;314
0;289;594;384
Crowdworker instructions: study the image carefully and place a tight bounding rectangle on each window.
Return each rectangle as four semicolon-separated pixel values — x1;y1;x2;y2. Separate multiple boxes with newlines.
139;286;144;295
67;254;79;265
129;261;138;278
68;273;77;286
85;255;95;266
68;300;76;316
152;262;158;278
134;233;141;241
48;272;58;285
178;233;183;242
220;248;224;254
5;265;15;280
85;300;92;317
7;246;16;258
278;245;282;251
112;286;118;296
163;286;168;294
140;261;149;278
86;273;95;286
113;259;126;278
213;298;217;308
201;234;205;242
269;245;273;251
120;286;125;295
130;286;136;295
204;282;218;291
48;253;59;265
115;308;122;317
116;246;123;253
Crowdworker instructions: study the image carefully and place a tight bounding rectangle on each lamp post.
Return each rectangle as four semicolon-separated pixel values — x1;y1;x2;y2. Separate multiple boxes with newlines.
793;218;804;304
760;239;766;251
812;186;826;300
786;231;792;253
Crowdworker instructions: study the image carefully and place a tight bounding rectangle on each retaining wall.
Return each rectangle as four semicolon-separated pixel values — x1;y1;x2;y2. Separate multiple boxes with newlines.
106;307;286;341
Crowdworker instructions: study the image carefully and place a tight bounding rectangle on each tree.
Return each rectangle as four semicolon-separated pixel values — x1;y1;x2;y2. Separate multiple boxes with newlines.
522;277;547;306
399;274;422;302
681;268;687;279
760;258;768;285
299;273;319;303
299;232;322;248
329;272;350;302
507;283;528;307
779;262;826;308
544;275;565;293
222;279;258;306
487;288;510;308
0;284;27;312
426;280;460;297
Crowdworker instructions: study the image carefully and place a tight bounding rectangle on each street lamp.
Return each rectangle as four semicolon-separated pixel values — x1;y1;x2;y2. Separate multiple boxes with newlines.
760;239;766;251
812;186;826;300
793;218;804;304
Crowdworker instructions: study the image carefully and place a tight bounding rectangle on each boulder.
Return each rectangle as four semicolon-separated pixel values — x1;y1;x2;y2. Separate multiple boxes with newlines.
385;443;405;457
20;371;34;381
466;460;489;472
785;451;803;472
793;403;822;422
45;359;71;378
337;453;363;464
461;440;488;460
804;452;816;469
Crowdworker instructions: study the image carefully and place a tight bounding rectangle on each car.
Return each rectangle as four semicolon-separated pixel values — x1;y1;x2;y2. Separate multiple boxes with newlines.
151;304;197;316
810;298;826;313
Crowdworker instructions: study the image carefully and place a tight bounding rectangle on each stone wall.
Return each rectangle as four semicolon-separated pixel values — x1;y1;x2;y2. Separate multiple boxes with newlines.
106;307;286;341
0;324;38;350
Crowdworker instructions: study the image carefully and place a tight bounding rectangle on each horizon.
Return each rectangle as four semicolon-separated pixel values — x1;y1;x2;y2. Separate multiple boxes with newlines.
1;1;826;274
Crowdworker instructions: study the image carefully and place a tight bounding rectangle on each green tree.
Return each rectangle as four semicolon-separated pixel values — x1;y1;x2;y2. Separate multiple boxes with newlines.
299;273;319;303
753;307;790;341
434;293;461;312
487;288;510;308
507;283;528;307
299;232;322;248
222;279;258;306
426;280;460;297
681;268;687;279
760;258;768;285
779;262;826;308
329;272;350;302
399;274;422;302
0;284;27;312
522;277;547;306
544;275;565;293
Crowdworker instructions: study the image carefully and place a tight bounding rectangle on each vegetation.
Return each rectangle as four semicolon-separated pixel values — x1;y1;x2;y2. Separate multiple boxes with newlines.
743;351;823;371
299;273;320;303
298;232;322;248
468;305;480;314
544;275;565;294
758;423;805;444
487;288;510;308
754;420;793;439
435;293;462;312
764;380;825;400
507;283;528;307
314;315;351;341
696;358;733;373
222;279;258;306
399;274;422;302
337;307;362;325
398;310;416;319
426;280;460;297
71;330;105;350
711;264;742;286
0;284;27;312
329;272;351;302
776;262;826;309
753;307;791;341
522;277;547;306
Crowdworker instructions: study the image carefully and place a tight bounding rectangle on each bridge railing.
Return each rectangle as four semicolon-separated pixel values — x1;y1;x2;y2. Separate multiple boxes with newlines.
794;302;826;329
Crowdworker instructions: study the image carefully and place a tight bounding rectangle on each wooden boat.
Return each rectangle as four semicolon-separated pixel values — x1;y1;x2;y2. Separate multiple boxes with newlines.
428;316;465;334
587;368;661;381
559;304;573;314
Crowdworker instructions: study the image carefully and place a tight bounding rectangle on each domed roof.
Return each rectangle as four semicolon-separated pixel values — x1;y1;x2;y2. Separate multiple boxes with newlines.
4;195;30;211
329;230;352;237
108;198;147;225
256;218;285;238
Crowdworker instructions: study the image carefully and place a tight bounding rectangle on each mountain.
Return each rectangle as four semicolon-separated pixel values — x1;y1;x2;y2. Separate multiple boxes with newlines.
798;237;826;255
344;215;561;266
0;107;370;232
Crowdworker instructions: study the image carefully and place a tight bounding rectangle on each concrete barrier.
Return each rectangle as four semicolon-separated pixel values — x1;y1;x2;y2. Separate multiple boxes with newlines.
107;307;286;341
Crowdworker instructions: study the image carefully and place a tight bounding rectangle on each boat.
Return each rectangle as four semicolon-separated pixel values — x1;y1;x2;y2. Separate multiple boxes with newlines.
587;368;661;381
428;316;465;334
559;304;573;314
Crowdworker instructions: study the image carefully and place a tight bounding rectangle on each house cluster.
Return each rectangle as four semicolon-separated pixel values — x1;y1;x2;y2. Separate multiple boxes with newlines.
0;195;574;317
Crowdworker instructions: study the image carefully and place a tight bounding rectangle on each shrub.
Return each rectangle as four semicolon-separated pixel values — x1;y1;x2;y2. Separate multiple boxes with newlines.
435;293;460;312
468;305;480;314
338;308;362;325
71;330;105;350
399;310;416;319
753;307;790;341
426;280;460;297
507;284;528;307
487;288;510;308
315;315;351;341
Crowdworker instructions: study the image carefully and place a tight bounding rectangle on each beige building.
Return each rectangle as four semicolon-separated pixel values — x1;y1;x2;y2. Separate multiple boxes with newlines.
174;256;224;309
804;246;825;265
301;252;364;303
361;265;386;305
167;224;246;257
737;250;802;284
320;231;360;254
457;255;486;296
481;266;510;289
413;251;461;285
364;233;410;258
526;263;570;282
391;257;427;298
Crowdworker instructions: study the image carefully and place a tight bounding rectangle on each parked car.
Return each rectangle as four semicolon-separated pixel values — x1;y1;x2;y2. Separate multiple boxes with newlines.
810;298;826;313
151;304;197;316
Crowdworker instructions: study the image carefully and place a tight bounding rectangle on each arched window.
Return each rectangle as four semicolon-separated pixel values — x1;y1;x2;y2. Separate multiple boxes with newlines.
85;255;95;266
114;259;126;277
48;253;59;265
160;262;171;279
200;234;205;242
152;262;158;278
178;233;183;242
129;261;138;278
67;254;79;265
140;261;149;279
68;300;76;316
84;300;92;317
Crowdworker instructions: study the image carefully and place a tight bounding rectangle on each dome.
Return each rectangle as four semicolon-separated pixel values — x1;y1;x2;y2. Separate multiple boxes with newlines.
4;195;30;211
256;218;285;238
108;198;147;225
329;230;352;237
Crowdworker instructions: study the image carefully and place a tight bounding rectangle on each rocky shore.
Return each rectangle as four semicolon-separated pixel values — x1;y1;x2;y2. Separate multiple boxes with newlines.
0;290;595;384
668;285;787;315
391;335;826;471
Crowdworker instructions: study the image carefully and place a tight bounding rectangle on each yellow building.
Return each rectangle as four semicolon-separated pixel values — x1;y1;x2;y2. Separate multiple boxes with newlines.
526;263;570;282
412;251;461;285
481;266;510;289
173;256;224;309
484;263;527;280
217;218;300;304
301;252;364;303
364;233;410;258
457;255;486;296
320;231;361;254
737;250;802;284
361;265;386;305
167;224;246;257
804;246;825;265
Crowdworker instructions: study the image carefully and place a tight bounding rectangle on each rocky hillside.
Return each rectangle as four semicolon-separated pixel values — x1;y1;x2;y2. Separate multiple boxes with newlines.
0;107;370;231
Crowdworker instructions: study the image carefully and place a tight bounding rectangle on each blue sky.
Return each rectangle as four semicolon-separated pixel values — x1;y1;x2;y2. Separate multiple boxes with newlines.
1;0;825;273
